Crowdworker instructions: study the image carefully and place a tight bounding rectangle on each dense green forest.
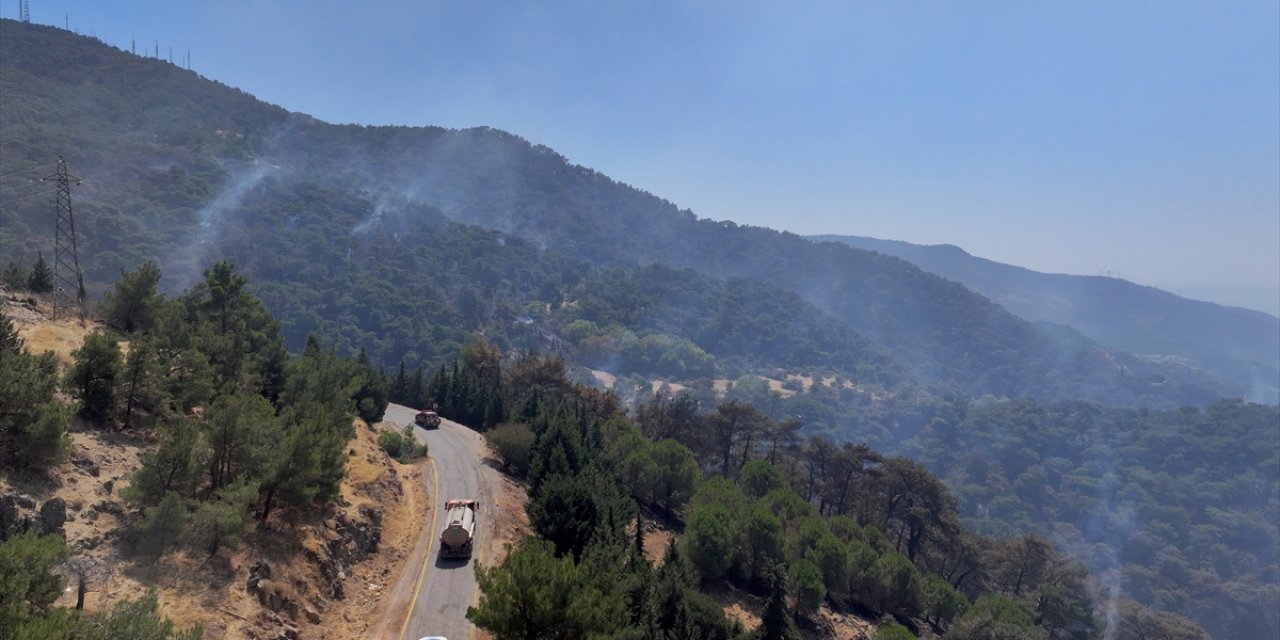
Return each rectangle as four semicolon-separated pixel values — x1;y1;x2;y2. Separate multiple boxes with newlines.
382;345;1275;639
1;19;1275;639
382;344;1214;639
1;263;388;638
900;398;1278;639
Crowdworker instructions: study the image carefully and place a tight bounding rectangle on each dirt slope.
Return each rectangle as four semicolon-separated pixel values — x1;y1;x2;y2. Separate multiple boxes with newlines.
1;294;433;639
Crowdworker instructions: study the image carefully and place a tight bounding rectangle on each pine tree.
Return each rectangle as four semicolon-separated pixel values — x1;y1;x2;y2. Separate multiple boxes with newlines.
426;364;447;408
65;332;122;423
788;559;826;617
411;366;428;409
204;393;279;492
118;338;166;428
1;260;27;291
0;533;68;636
123;420;202;506
187;479;257;556
26;253;53;294
0;346;69;470
98;261;162;333
352;349;388;423
0;311;23;355
468;539;595;639
134;492;188;555
259;349;355;522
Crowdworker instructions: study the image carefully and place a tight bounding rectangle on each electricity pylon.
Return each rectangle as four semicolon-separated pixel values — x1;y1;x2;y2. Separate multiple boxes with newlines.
43;156;86;321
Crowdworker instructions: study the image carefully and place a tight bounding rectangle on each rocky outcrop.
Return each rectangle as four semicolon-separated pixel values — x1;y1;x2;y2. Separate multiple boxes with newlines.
39;497;67;535
329;504;382;564
246;503;383;633
0;491;67;540
311;503;384;601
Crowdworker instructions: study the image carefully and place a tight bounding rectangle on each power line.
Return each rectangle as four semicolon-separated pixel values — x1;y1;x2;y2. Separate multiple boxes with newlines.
0;187;60;207
0;181;46;194
0;163;54;180
0;178;52;193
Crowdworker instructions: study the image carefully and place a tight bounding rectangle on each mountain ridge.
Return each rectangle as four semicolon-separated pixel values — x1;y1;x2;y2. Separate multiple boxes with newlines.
810;234;1279;403
0;18;1239;407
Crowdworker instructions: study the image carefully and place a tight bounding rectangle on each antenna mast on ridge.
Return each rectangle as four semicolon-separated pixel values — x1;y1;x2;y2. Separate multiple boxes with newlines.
18;0;29;22
42;157;86;321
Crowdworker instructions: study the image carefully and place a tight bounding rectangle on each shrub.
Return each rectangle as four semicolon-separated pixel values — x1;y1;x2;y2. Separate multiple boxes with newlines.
377;430;405;458
485;422;534;475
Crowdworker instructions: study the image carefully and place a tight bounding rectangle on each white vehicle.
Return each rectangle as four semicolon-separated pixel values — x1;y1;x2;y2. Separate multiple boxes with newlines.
439;499;478;559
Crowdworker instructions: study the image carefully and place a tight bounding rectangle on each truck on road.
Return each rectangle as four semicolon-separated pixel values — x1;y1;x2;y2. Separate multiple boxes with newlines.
439;499;478;559
415;409;441;429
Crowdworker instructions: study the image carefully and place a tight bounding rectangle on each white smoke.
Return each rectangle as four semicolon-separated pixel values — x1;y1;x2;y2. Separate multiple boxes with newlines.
165;162;271;291
350;195;389;235
197;163;270;230
1100;545;1121;640
1090;460;1132;640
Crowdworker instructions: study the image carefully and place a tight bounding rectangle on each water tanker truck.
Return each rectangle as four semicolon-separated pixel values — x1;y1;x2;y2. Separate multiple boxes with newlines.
439;499;478;559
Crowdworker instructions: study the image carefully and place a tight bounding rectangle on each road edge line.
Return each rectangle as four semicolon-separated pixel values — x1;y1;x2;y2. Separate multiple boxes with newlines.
398;451;440;640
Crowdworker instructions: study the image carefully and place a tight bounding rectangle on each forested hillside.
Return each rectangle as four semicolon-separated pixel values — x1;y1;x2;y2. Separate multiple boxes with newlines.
1;262;393;639
811;235;1280;404
378;341;1220;640
0;18;1236;407
1;19;1275;639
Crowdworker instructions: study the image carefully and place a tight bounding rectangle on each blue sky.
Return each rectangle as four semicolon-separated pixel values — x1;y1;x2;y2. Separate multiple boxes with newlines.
8;1;1279;309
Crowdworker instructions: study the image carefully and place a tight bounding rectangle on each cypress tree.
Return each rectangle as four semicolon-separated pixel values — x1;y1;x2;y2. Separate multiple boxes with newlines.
26;253;53;294
390;361;409;404
757;568;798;640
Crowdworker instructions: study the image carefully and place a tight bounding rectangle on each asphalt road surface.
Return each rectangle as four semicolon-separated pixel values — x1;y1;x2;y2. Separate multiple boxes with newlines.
383;403;491;640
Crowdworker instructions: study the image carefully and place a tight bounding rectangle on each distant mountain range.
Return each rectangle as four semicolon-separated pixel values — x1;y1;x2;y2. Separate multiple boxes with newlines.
0;18;1255;407
810;235;1279;403
1168;285;1280;319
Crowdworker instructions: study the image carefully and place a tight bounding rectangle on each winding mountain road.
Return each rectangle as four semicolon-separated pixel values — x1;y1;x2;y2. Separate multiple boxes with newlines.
379;403;495;640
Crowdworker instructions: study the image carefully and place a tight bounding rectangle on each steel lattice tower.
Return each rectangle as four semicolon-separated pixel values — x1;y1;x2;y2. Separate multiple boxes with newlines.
43;157;85;320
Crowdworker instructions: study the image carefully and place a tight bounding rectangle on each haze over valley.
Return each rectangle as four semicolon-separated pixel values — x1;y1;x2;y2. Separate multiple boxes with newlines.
1;6;1277;640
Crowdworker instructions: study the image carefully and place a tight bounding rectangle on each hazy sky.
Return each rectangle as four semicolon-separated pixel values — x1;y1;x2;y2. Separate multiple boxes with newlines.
8;1;1279;297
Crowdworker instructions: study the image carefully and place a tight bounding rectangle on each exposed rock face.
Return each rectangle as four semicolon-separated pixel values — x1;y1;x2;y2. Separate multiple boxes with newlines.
91;500;124;516
247;560;294;617
330;504;382;564
39;497;67;538
71;453;100;477
311;504;384;601
245;503;384;636
247;559;273;588
0;491;66;540
0;494;18;539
